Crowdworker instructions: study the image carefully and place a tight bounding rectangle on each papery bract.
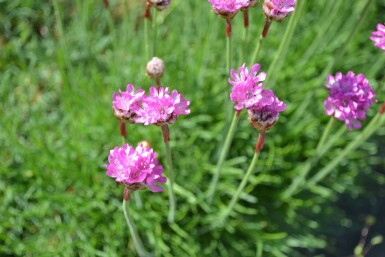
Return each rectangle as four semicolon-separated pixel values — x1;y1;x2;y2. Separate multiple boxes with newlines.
324;71;376;130
104;143;166;192
248;89;287;131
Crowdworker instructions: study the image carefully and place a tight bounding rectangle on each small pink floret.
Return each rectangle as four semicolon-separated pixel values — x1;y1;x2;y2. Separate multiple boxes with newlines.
324;71;377;130
229;63;266;110
135;86;190;126
104;143;166;192
370;23;385;51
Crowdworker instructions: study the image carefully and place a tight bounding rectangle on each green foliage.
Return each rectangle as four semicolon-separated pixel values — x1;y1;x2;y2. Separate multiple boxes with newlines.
1;0;385;256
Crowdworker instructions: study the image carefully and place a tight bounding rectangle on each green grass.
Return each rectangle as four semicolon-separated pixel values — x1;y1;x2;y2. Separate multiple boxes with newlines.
1;0;385;256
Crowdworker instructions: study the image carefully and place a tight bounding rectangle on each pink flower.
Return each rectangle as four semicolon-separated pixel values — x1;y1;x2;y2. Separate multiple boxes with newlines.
229;63;266;111
208;0;250;19
324;71;377;130
370;23;385;51
248;89;286;131
104;143;166;192
135;86;190;126
112;84;144;122
263;0;296;22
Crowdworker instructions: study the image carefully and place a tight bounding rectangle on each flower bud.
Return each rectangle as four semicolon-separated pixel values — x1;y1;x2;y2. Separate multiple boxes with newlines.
146;57;165;80
137;140;152;149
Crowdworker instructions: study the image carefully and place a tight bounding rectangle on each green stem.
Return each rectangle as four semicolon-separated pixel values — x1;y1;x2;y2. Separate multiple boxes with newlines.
152;11;158;56
306;110;385;188
206;112;240;204
221;150;260;221
144;17;150;60
315;118;335;152
265;0;306;87
250;35;264;65
226;28;232;73
122;198;152;257
161;125;176;223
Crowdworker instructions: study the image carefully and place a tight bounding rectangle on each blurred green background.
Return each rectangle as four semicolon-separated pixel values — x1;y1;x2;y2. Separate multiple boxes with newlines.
1;0;385;256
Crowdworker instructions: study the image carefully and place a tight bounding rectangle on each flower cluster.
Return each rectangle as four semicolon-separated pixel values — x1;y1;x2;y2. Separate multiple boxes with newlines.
208;0;251;19
229;63;286;131
104;143;167;192
370;23;385;51
112;85;190;126
324;71;376;130
263;0;296;22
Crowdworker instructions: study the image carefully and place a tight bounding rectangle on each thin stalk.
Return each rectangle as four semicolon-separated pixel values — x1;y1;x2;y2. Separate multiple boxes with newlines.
161;125;176;223
122;198;152;257
250;35;264;65
206;112;240;204
315;118;335;152
226;20;232;72
152;10;158;56
265;0;306;87
144;17;150;60
221;150;260;221
306;109;385;188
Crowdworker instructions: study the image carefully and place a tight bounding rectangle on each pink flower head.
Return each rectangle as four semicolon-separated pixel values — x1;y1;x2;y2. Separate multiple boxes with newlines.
370;23;385;51
104;143;166;192
112;84;145;122
324;71;377;130
229;63;266;111
263;0;296;22
208;0;250;19
248;89;287;131
135;86;190;126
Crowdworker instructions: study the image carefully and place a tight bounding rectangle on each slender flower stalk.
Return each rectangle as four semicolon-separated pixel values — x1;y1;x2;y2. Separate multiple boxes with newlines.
206;112;240;204
152;10;158;56
250;35;264;65
122;194;152;257
265;0;305;87
162;125;176;223
219;133;263;222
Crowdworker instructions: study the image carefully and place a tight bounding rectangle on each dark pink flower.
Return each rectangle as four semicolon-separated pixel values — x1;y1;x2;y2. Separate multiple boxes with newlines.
135;86;190;126
248;89;286;131
263;0;296;22
104;143;166;192
324;71;376;130
370;23;385;51
112;84;144;122
229;63;266;111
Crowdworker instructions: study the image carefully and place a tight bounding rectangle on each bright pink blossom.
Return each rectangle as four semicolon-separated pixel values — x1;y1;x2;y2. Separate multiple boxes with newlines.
104;143;166;192
248;89;286;131
324;71;376;130
263;0;296;22
112;84;144;122
208;0;250;19
135;86;190;126
229;63;266;111
370;23;385;51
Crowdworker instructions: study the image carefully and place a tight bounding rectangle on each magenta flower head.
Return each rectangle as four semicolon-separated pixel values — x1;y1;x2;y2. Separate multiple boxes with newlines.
324;71;377;130
104;143;166;192
263;0;296;22
248;89;286;131
370;23;385;51
208;0;250;19
112;84;145;123
229;63;266;111
135;86;190;126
